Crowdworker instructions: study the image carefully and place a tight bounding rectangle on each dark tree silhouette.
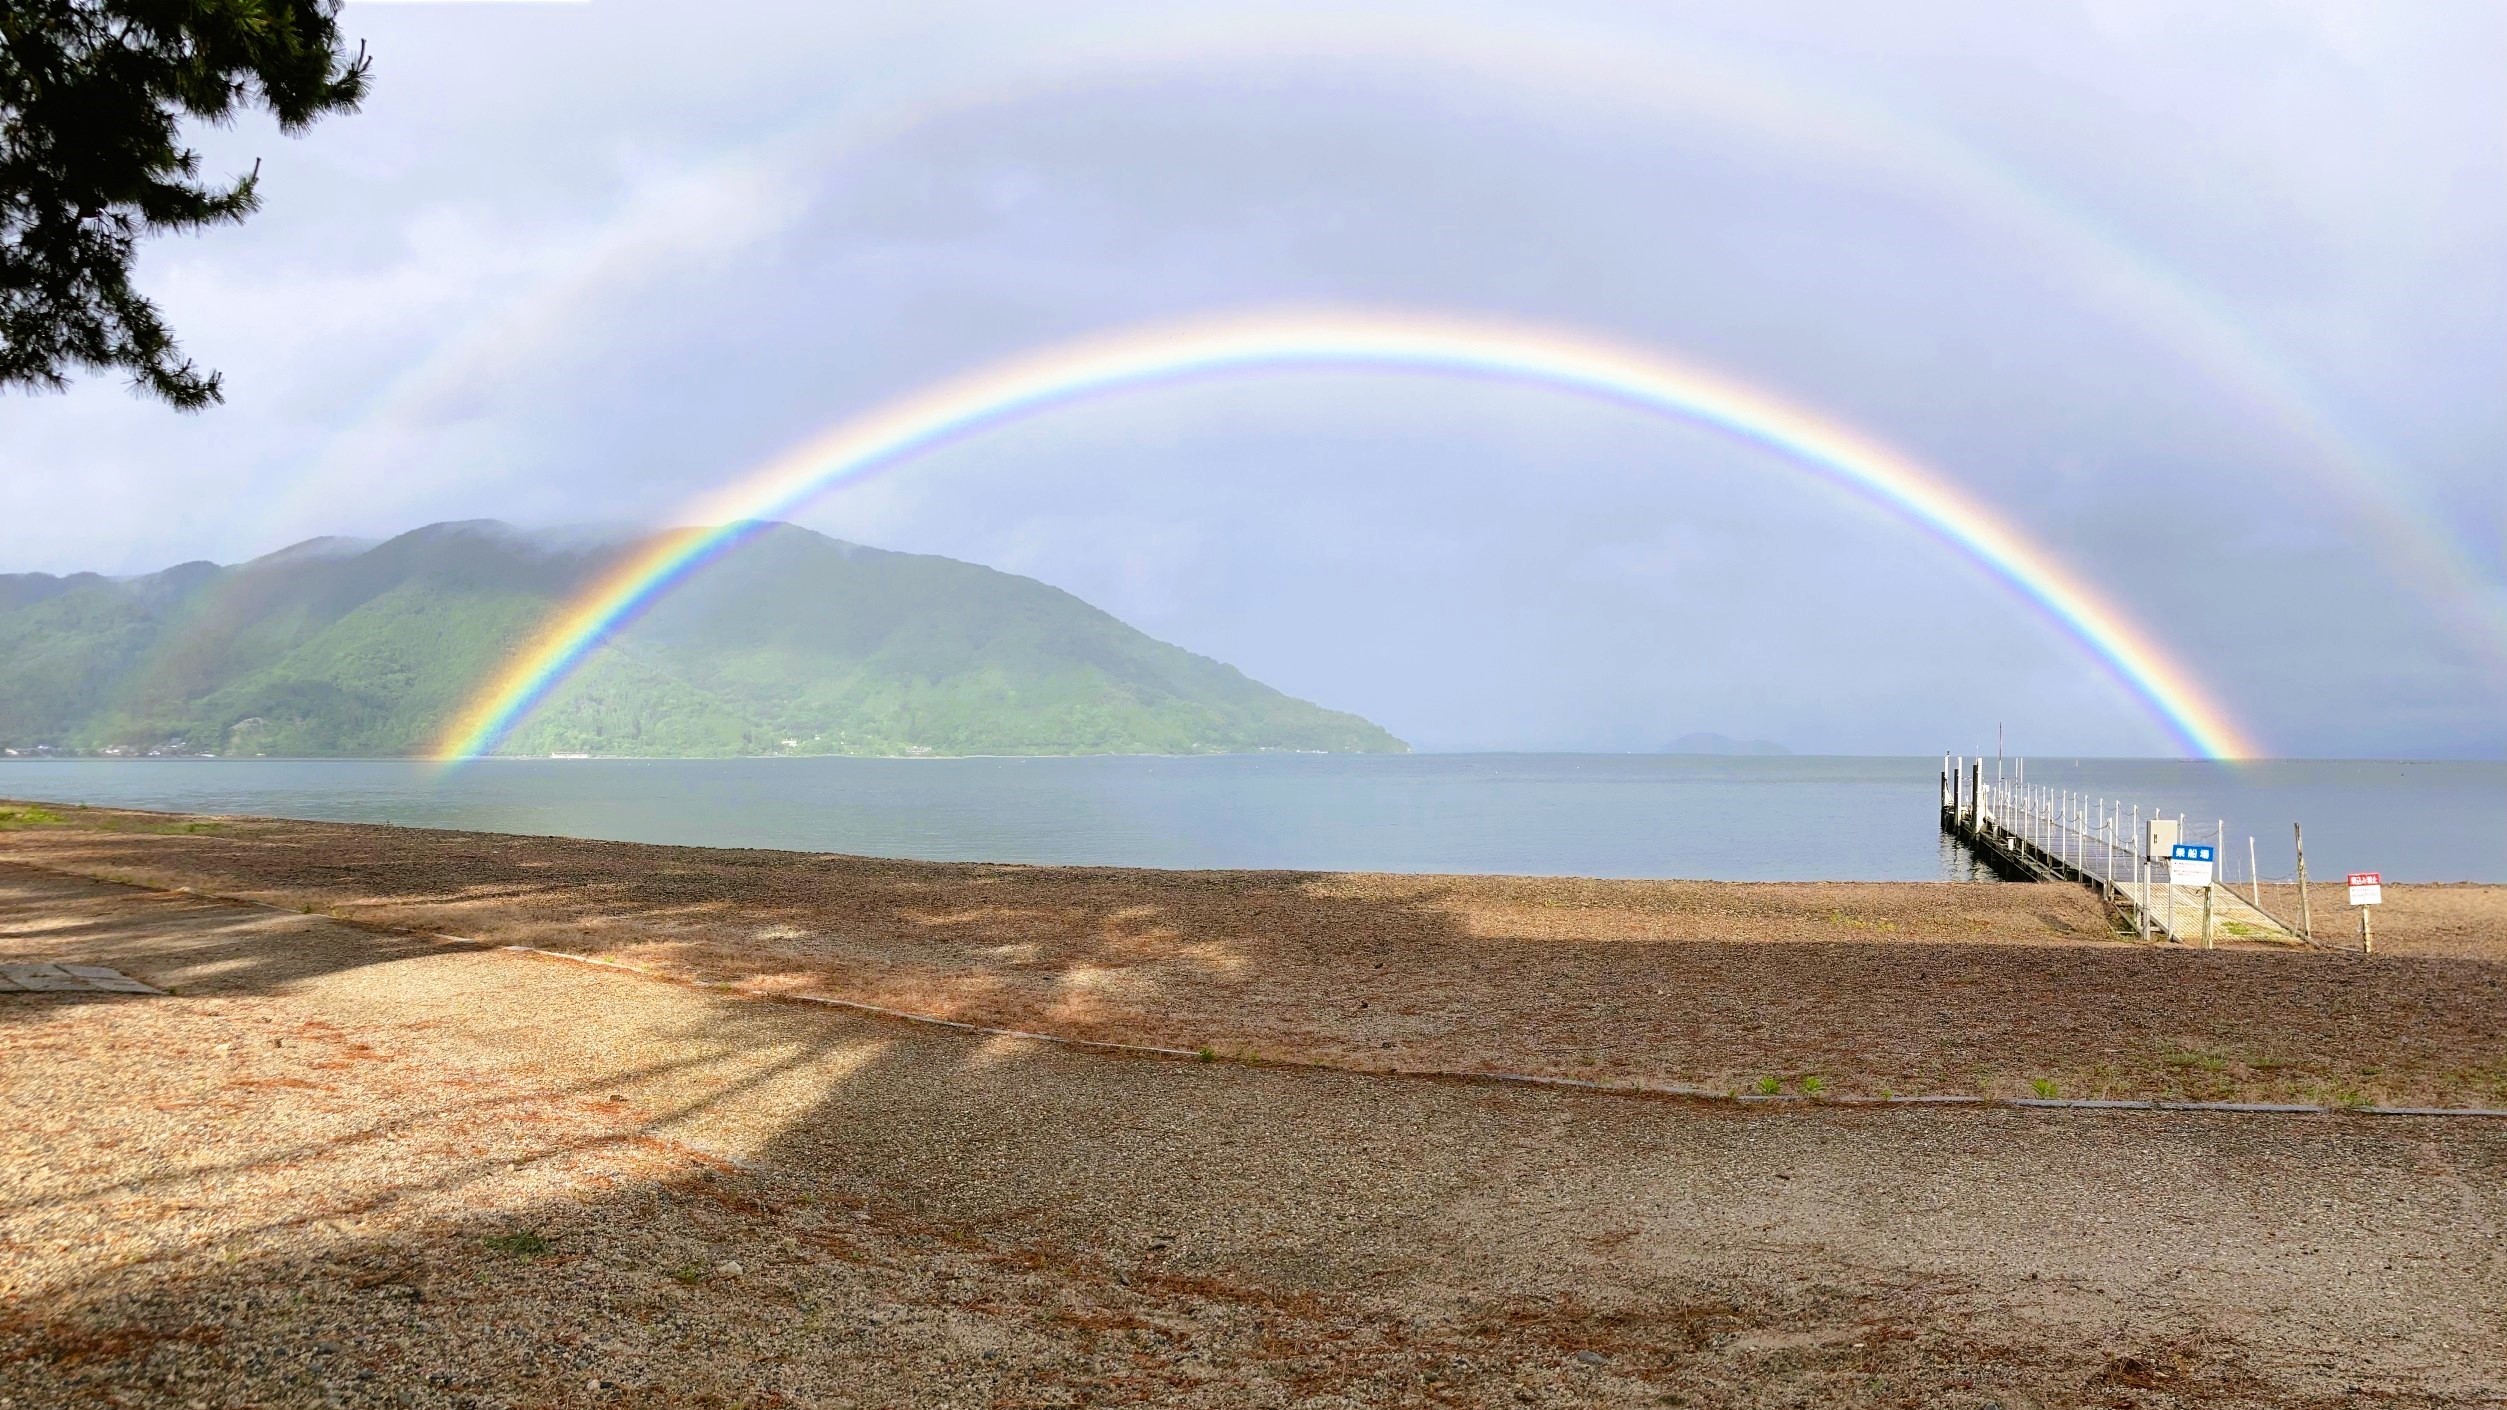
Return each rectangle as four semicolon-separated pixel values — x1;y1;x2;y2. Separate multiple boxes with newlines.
0;0;368;407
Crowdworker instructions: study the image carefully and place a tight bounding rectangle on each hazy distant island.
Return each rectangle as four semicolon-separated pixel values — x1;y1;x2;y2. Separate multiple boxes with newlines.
0;520;1406;759
1657;732;1792;757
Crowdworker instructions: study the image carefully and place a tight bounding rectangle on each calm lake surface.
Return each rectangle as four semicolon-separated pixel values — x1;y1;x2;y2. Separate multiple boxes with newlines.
3;755;2500;882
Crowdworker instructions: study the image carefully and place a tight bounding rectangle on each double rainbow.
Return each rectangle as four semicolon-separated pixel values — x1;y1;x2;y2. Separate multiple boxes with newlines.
432;310;2257;761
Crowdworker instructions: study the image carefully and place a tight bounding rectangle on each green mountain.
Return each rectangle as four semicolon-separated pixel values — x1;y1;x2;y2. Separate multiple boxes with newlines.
0;521;1406;758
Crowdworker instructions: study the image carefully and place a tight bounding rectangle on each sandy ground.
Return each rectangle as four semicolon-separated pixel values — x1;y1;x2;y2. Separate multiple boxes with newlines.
2;805;2503;1107
3;865;2504;1410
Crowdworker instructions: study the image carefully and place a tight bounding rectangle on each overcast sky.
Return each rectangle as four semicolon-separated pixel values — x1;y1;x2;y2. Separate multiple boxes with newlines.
4;0;2500;757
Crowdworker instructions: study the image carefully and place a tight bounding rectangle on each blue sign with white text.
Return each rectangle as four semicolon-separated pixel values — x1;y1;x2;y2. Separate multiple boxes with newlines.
2171;843;2215;864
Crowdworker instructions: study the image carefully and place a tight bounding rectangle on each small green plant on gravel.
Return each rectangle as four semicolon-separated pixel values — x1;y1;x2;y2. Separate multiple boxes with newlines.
0;806;63;828
1752;1076;1781;1096
669;1262;708;1285
2030;1078;2060;1099
484;1231;550;1258
2161;1049;2228;1072
1797;1075;1826;1097
1195;1046;1215;1063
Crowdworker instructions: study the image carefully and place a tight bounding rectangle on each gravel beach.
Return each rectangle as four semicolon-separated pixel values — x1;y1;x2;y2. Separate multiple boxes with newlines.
2;803;2501;1107
3;863;2504;1408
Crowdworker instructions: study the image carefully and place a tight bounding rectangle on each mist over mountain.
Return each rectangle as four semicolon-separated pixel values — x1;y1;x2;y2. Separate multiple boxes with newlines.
0;522;1404;759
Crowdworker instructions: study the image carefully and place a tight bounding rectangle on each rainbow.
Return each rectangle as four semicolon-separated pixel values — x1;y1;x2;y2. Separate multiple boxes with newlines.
432;310;2259;761
270;7;2506;679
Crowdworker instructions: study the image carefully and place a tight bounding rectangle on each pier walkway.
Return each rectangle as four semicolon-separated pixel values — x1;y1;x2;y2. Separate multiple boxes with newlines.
1938;756;2303;945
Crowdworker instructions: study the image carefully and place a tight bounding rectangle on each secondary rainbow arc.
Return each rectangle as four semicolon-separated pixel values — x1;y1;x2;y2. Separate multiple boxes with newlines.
433;310;2259;762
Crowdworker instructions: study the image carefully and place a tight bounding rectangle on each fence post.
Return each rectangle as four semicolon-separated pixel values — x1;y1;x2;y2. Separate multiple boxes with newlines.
2202;884;2214;949
2294;824;2312;940
2249;836;2261;909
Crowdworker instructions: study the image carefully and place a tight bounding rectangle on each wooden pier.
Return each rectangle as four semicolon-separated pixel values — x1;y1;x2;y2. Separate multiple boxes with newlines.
1939;754;2301;945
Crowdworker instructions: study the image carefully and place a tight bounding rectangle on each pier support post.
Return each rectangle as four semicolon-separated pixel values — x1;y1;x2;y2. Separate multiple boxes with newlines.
2103;800;2117;899
2166;847;2178;940
2133;804;2149;941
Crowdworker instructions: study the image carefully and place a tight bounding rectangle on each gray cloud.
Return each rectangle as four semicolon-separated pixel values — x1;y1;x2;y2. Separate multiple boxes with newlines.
3;0;2498;755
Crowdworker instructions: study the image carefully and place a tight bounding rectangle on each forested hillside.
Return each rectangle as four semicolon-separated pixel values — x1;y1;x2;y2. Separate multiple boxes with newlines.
0;522;1405;759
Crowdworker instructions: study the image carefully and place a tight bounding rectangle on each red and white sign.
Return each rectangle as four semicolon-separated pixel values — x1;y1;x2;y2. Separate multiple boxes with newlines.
2347;872;2383;907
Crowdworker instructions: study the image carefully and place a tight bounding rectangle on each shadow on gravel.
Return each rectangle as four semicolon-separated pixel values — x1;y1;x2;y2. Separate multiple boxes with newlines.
4;817;2507;1106
0;877;455;1031
0;924;2310;1410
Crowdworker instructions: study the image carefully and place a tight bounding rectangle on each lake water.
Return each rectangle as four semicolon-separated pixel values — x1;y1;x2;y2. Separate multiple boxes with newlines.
2;755;2499;882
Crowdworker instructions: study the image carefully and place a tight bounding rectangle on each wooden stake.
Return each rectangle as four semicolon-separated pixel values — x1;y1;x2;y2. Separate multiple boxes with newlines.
2361;905;2373;955
2294;824;2311;940
2202;884;2214;949
2248;836;2262;909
